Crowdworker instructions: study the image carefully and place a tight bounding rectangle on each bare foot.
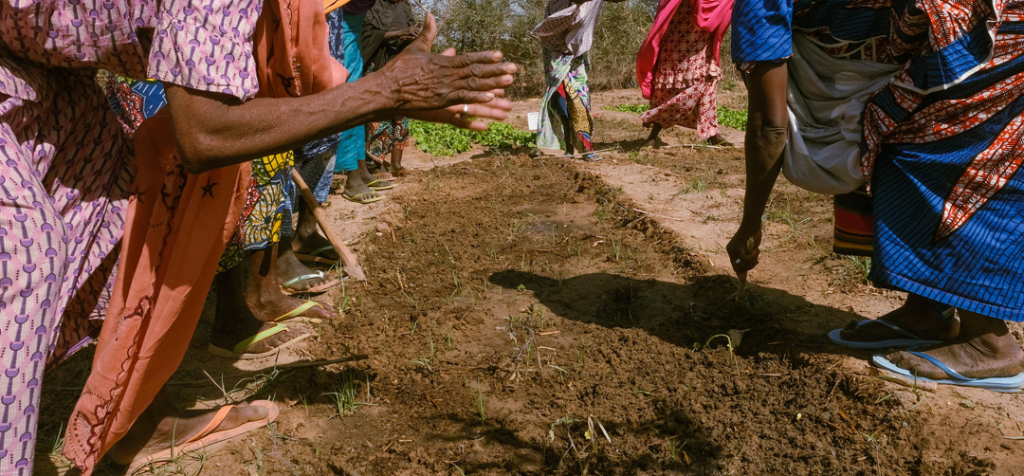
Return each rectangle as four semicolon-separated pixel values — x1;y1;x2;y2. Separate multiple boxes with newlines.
884;310;1023;380
109;389;270;466
839;294;958;343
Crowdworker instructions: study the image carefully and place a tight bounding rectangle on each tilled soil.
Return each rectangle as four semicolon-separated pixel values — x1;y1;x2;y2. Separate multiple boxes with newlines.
38;93;1024;476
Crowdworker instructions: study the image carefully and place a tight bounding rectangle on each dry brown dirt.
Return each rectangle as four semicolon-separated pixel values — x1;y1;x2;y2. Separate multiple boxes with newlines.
37;90;1024;476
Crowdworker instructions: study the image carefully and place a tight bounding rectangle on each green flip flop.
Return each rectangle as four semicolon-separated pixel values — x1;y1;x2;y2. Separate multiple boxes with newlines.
366;179;396;191
274;300;328;324
207;323;311;360
342;191;384;204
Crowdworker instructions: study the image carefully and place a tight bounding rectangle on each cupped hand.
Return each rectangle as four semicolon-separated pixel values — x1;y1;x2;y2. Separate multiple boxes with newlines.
399;25;420;40
727;224;762;276
374;14;517;117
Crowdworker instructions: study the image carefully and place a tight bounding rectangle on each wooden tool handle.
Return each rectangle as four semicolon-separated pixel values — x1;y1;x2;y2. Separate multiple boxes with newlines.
291;170;367;282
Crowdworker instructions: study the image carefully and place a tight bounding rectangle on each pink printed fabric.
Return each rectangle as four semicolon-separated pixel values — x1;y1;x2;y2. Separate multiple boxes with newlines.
0;1;260;474
636;0;732;98
640;0;722;139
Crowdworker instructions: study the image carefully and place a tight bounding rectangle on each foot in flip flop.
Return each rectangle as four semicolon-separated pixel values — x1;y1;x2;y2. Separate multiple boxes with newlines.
208;322;312;359
366;178;396;191
342;172;383;204
829;294;958;349
343;191;384;204
110;389;278;470
209;315;313;359
874;309;1024;392
277;248;340;294
386;164;408;177
292;225;340;265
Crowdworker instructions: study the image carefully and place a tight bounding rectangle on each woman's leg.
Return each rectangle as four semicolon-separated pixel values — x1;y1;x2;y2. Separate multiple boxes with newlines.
337;129;376;199
390;148;404;171
0;67;135;473
561;73;595;156
210;247;332;354
0;135;70;474
727;61;789;274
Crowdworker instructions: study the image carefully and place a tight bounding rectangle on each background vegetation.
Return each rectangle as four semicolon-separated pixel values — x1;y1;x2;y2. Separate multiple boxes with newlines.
423;0;661;99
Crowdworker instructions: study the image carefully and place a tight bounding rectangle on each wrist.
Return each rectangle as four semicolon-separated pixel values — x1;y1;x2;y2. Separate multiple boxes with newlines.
363;71;401;115
736;218;762;234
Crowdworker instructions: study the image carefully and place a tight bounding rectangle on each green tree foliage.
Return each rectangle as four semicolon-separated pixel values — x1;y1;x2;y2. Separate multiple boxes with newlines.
425;0;655;99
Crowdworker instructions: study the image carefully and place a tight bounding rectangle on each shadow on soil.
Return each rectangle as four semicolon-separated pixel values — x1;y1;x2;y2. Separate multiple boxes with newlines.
489;270;867;358
478;270;878;473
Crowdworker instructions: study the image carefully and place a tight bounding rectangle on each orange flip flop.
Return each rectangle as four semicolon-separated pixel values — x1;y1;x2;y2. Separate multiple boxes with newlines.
128;400;280;474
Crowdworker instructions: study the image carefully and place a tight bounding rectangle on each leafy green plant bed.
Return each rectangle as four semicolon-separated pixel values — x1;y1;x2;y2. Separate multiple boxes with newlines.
602;104;748;131
410;121;536;156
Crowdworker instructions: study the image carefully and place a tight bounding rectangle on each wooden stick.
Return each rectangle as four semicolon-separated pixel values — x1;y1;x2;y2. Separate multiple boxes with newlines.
291;170;367;281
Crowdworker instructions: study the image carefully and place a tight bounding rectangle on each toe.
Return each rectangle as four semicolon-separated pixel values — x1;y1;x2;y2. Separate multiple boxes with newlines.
887;350;927;373
309;305;339;320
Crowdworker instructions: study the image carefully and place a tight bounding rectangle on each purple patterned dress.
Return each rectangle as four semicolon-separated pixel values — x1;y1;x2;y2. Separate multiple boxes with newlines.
0;1;260;474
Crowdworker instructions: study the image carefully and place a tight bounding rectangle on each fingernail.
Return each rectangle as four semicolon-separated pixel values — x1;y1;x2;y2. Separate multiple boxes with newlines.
485;92;495;99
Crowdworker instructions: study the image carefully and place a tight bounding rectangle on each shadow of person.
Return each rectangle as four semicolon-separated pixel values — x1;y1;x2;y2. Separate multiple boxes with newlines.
488;269;869;358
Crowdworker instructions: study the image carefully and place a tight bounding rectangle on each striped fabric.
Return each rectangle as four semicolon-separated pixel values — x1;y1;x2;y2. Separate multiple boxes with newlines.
833;188;873;257
867;3;1024;321
730;0;792;64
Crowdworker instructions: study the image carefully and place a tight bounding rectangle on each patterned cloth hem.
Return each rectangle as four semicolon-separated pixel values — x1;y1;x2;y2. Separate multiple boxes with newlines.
872;269;1024;322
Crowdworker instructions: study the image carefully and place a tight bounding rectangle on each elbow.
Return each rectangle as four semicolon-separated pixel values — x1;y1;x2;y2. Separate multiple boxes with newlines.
175;129;222;175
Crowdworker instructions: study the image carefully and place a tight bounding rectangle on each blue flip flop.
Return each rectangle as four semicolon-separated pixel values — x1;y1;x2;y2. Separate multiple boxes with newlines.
872;348;1024;393
828;319;944;349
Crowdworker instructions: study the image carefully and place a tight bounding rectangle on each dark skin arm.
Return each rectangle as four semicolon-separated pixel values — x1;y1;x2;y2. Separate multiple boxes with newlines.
165;14;516;174
727;61;789;276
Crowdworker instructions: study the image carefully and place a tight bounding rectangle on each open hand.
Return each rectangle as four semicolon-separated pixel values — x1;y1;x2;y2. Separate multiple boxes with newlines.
399;25;421;41
372;14;516;130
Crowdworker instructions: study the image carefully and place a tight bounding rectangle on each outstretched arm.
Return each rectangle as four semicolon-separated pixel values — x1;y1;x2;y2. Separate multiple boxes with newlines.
727;61;789;275
165;14;516;174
